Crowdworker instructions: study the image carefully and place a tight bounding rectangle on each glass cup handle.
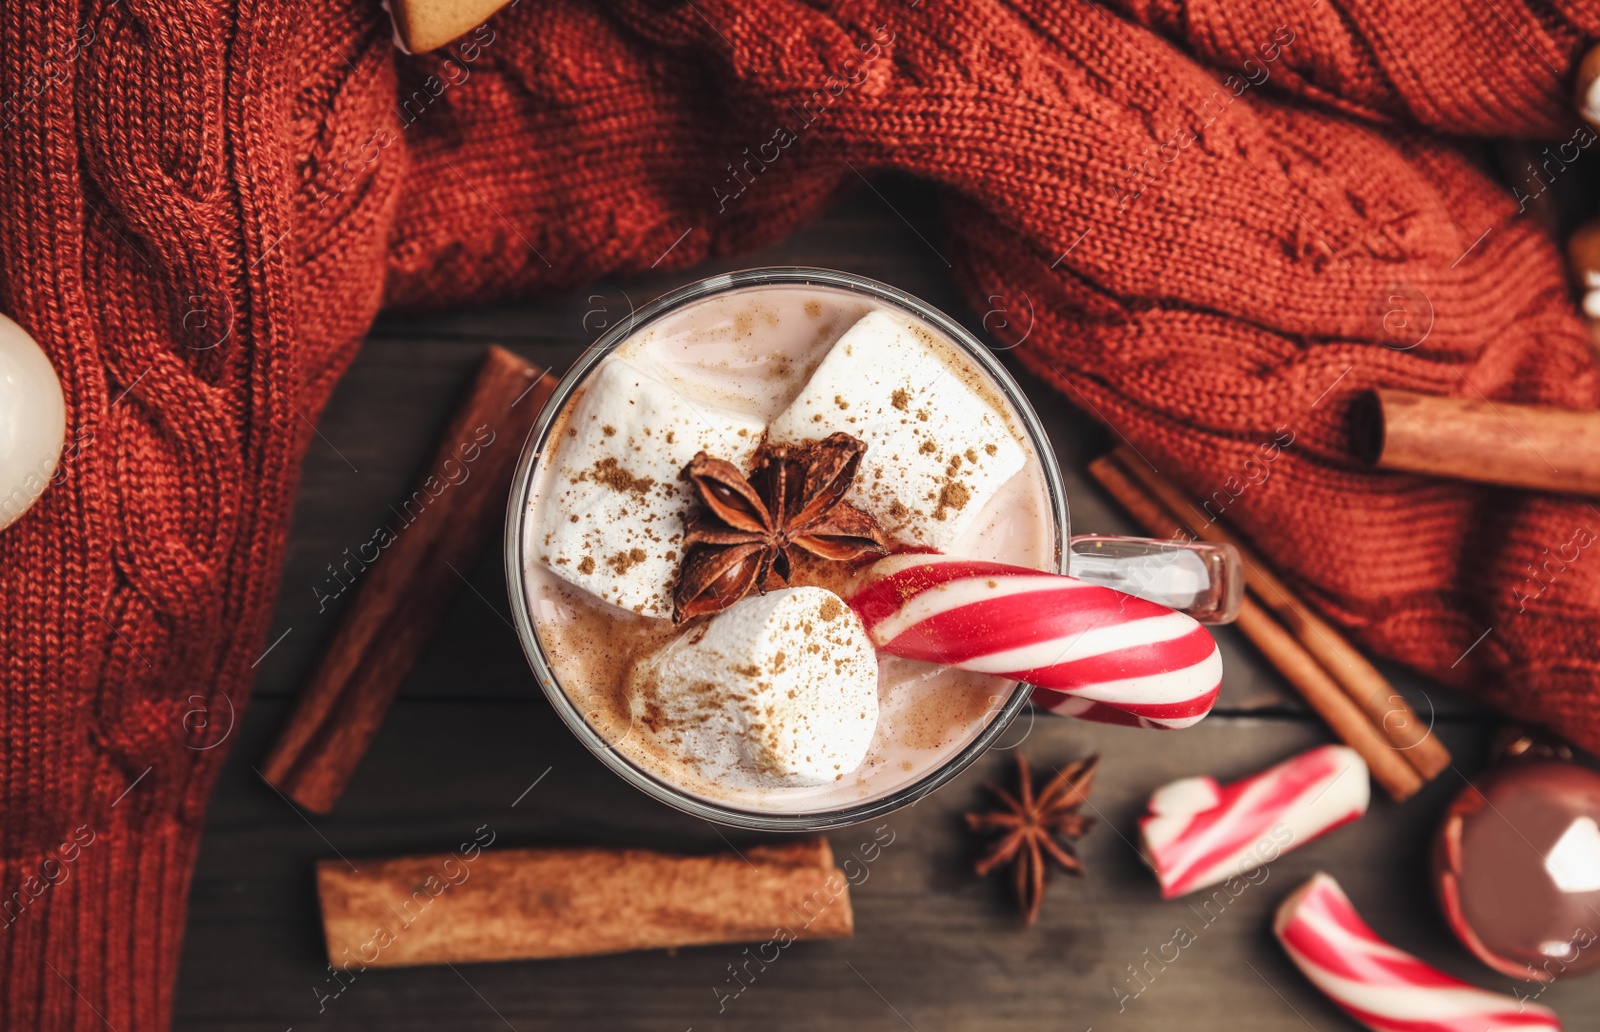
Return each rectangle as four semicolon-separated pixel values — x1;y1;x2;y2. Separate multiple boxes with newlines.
1068;535;1244;625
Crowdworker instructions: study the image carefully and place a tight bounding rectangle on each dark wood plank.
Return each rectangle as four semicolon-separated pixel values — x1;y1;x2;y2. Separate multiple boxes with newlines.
177;696;1591;1031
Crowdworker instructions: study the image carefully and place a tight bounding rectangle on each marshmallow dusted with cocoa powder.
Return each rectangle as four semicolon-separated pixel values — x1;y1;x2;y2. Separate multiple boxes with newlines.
627;587;879;787
533;356;765;618
767;310;1027;550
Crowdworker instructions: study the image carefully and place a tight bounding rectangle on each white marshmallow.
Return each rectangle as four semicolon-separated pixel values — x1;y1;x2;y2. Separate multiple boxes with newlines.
534;356;765;618
767;310;1026;550
627;587;879;787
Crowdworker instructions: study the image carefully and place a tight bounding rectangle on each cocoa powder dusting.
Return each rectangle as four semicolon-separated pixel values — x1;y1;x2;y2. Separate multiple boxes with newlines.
782;551;861;599
607;547;648;574
933;480;971;522
587;457;656;496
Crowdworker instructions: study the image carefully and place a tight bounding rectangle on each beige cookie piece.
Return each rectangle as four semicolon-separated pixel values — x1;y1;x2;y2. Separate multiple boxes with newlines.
390;0;511;53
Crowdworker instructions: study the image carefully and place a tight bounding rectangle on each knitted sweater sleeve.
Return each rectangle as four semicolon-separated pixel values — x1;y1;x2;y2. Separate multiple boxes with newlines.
0;1;399;1027
1107;0;1600;136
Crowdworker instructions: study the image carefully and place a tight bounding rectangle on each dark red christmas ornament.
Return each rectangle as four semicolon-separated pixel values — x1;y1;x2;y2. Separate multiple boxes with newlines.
1434;753;1600;981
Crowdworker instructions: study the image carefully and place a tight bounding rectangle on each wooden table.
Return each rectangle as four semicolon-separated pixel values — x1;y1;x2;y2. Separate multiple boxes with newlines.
174;179;1597;1030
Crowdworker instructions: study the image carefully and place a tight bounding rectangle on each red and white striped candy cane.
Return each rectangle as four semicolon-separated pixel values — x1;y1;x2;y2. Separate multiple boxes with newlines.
847;553;1222;729
1139;744;1370;898
1275;873;1562;1032
1031;692;1185;729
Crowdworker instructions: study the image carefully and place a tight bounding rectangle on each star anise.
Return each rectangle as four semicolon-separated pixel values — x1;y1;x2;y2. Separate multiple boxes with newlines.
966;753;1098;926
673;432;887;622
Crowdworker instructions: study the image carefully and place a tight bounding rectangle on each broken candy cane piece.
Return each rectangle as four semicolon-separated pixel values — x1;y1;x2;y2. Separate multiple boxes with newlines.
1274;873;1562;1032
1139;744;1369;899
847;553;1221;729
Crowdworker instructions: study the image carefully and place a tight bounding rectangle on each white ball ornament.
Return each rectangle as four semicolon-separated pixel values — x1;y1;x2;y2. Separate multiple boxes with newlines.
0;313;66;532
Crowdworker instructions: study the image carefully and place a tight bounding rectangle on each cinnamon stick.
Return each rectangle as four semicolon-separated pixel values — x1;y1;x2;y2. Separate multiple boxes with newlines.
263;347;557;812
1083;456;1192;540
316;839;853;967
1102;447;1450;780
1358;388;1600;496
1234;601;1423;801
1088;452;1439;799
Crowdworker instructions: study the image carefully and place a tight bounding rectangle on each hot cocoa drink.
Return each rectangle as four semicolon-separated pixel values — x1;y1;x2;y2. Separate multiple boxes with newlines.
519;280;1057;814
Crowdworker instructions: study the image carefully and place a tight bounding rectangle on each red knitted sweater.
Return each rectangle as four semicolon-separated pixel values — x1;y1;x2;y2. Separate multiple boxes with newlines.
4;0;1600;1027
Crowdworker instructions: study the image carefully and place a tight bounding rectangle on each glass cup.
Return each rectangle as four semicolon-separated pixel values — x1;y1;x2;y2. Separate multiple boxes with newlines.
505;268;1238;831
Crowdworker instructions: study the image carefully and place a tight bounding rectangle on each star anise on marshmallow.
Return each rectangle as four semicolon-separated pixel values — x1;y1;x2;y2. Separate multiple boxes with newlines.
672;432;887;623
